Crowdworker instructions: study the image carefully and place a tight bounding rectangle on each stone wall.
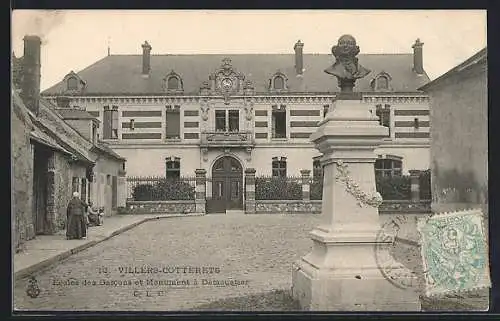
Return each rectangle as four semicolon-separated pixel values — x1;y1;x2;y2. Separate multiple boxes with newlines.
255;200;322;214
125;201;196;214
12;95;35;251
426;58;488;215
254;200;431;215
53;154;77;231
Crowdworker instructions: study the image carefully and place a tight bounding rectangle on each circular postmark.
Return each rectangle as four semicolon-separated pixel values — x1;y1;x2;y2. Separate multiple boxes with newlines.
374;215;420;290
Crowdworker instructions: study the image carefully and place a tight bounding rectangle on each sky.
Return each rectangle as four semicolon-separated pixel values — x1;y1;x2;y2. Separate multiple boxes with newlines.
11;10;487;91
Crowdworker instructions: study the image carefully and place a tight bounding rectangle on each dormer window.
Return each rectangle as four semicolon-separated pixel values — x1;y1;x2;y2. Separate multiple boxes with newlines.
273;76;284;90
164;70;183;93
67;77;78;90
62;71;86;94
167;76;179;90
269;71;288;92
371;72;392;91
377;76;388;90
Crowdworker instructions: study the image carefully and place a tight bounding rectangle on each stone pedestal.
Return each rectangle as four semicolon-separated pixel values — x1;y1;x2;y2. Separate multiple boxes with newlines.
291;98;421;311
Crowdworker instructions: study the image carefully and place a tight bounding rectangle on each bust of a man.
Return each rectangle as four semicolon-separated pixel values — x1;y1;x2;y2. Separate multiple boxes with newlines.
324;34;371;92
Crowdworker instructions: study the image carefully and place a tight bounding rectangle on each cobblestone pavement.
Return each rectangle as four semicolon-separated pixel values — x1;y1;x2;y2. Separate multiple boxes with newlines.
13;214;489;311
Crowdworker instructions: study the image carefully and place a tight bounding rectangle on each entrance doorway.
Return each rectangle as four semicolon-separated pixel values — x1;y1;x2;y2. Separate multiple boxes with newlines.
32;145;51;235
210;156;243;213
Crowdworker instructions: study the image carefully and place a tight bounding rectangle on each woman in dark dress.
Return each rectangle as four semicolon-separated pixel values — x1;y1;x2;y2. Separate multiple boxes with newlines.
66;192;88;240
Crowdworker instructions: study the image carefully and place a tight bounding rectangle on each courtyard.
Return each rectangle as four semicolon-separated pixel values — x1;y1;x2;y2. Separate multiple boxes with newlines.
13;214;488;312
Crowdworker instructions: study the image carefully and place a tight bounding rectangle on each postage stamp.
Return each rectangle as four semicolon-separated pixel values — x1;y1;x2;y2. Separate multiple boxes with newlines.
417;209;490;297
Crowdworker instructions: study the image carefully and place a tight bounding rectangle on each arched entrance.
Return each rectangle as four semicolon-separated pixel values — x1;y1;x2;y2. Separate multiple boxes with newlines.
211;156;243;213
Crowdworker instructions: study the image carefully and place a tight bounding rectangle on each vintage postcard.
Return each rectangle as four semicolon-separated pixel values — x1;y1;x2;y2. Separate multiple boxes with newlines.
11;9;488;312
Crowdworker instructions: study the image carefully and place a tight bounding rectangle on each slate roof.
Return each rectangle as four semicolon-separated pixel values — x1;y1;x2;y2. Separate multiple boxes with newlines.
12;90;86;159
29;126;73;156
42;53;430;95
92;143;127;161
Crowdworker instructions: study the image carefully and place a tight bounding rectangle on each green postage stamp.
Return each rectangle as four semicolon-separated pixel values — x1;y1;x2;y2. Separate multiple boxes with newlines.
417;209;490;297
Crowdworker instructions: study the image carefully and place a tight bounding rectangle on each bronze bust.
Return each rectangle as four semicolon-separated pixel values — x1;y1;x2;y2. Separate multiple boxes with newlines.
324;35;371;93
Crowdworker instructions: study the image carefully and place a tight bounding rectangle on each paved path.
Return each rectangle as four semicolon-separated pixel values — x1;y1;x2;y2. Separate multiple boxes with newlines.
13;213;489;311
14;213;202;280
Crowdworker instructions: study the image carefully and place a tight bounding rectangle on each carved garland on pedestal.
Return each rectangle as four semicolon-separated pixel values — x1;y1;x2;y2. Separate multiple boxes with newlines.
335;160;383;208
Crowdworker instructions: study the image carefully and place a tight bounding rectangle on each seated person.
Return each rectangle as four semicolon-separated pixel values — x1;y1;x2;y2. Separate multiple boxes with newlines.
87;201;103;226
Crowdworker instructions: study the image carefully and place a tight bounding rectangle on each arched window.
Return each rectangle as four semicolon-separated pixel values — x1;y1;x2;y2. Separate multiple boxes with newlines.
377;76;388;90
272;157;287;177
375;157;402;178
273;76;284;90
67;77;78;90
167;76;179;90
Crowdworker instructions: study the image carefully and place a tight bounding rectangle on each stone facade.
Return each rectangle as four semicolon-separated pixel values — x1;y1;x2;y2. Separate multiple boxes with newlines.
12;93;35;251
41;39;432;185
12;35;127;248
420;48;487;214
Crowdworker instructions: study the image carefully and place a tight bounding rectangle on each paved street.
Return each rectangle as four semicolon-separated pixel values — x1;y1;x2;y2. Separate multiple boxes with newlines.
13;214;488;311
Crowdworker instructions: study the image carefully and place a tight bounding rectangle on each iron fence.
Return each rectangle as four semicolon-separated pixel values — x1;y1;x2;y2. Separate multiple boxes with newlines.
127;176;197;201
307;174;427;201
255;175;303;200
375;175;412;200
310;176;323;200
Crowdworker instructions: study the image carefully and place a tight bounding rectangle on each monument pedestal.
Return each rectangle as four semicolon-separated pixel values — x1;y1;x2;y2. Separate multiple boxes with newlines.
291;98;421;311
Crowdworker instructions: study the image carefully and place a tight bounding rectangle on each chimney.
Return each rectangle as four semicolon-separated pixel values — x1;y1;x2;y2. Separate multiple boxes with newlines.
141;41;152;76
412;38;424;75
294;40;304;75
21;35;41;115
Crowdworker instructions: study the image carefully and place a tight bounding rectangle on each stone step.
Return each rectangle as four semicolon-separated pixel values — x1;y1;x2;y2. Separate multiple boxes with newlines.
225;210;245;215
